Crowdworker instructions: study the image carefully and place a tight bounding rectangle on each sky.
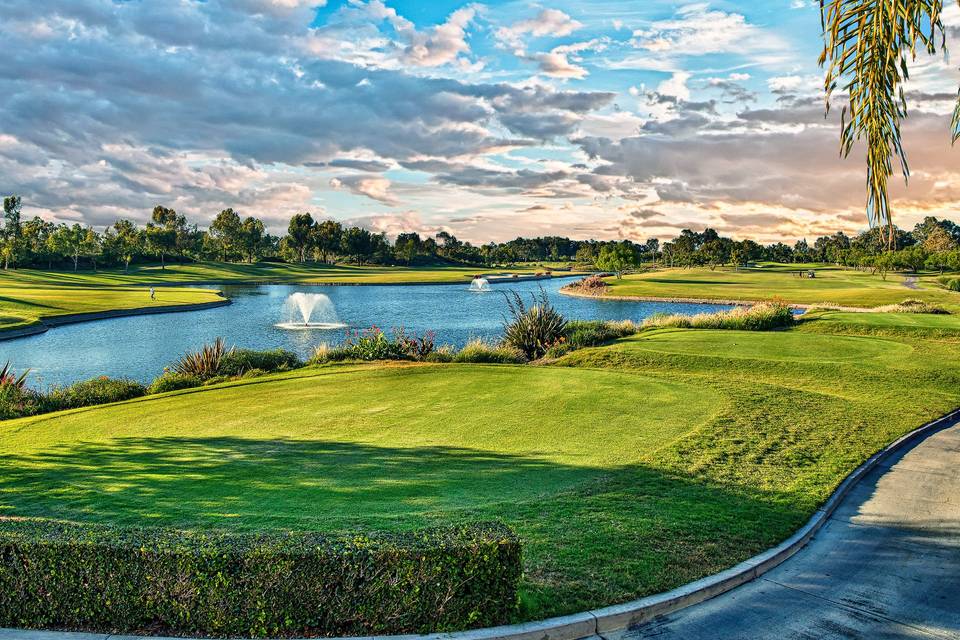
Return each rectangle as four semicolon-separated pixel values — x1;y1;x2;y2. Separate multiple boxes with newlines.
1;0;959;244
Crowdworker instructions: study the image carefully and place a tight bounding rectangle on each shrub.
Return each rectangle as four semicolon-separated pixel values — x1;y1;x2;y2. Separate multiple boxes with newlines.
0;385;47;420
0;362;45;420
566;274;608;295
544;320;638;358
48;377;147;410
219;348;302;376
0;520;521;637
423;345;455;363
173;337;228;378
876;298;951;314
939;276;960;292
502;289;567;359
394;328;437;360
147;372;203;394
643;301;796;331
0;361;29;390
309;328;437;364
453;339;526;364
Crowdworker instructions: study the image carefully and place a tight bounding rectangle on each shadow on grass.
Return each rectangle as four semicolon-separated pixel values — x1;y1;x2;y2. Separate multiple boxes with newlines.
0;435;810;620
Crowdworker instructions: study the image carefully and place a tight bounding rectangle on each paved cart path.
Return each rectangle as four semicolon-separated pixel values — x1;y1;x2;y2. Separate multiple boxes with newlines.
616;419;960;640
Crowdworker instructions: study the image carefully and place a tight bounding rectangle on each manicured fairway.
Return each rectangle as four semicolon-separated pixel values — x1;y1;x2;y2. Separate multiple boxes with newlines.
0;364;715;529
602;264;959;309
3;311;960;621
0;283;224;331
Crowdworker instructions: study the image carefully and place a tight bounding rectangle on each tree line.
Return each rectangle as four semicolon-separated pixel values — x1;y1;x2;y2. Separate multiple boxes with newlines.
1;196;958;273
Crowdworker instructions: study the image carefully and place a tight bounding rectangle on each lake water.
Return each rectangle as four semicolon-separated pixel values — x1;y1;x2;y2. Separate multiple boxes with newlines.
3;278;732;388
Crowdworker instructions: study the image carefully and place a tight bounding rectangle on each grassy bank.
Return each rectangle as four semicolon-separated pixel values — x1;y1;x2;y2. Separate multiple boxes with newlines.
3;308;959;621
0;282;225;331
599;264;960;310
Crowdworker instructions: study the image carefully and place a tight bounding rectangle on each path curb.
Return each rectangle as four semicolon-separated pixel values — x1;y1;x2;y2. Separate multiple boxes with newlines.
0;410;956;640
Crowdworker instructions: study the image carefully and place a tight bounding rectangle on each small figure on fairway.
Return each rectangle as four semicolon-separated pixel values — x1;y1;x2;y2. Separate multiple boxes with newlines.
149;287;156;300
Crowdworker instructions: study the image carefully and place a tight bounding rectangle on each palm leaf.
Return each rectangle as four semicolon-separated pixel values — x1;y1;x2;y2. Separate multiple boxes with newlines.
819;0;952;249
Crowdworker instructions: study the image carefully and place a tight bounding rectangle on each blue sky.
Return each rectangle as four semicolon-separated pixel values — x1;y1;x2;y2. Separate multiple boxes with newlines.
1;1;958;243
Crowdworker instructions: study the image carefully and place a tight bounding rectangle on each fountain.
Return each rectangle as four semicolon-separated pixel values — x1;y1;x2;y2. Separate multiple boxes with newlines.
275;292;347;330
469;277;491;292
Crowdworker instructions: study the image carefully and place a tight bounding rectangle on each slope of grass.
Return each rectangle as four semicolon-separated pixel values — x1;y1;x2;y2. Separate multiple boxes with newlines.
0;281;224;331
3;309;959;621
601;264;960;309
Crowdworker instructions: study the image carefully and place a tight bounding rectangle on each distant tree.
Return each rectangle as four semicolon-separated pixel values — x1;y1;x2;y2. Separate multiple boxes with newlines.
1;196;23;269
340;226;373;265
312;220;343;264
209;208;243;262
923;226;958;253
108;219;143;273
22;217;55;268
240;216;267;263
595;243;637;279
394;232;421;264
49;224;86;271
145;223;176;269
286;213;315;263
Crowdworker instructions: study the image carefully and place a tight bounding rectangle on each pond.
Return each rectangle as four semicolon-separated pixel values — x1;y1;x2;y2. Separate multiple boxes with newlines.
4;277;732;388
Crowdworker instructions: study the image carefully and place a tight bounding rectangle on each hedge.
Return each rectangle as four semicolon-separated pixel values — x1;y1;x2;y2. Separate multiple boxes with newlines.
0;520;521;637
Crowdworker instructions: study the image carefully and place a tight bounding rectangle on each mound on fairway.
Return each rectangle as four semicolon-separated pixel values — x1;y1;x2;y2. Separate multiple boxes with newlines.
0;364;716;531
631;328;914;363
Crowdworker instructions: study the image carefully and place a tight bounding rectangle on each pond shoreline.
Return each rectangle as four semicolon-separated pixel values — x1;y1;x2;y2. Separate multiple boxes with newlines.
0;299;232;342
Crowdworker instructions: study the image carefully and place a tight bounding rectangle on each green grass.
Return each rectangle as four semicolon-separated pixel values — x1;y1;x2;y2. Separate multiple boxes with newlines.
603;264;960;309
0;281;224;331
0;262;575;331
3;307;960;621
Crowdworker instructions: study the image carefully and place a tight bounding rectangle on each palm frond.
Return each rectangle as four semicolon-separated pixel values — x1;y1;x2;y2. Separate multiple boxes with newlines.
819;0;949;248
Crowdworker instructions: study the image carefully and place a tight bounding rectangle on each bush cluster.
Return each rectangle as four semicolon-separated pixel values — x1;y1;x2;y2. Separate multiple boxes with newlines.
452;339;527;364
47;377;147;410
0;344;306;420
643;301;796;331
876;298;951;314
502;289;566;359
0;520;521;637
566;274;609;295
310;327;437;364
0;371;147;421
545;320;639;358
939;276;960;292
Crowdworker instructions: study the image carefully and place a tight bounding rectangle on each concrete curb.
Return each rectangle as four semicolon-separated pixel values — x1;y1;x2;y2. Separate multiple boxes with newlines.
0;411;956;640
0;299;231;342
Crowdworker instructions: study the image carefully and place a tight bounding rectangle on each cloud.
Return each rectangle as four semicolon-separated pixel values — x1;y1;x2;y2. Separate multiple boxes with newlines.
330;175;399;205
497;9;583;49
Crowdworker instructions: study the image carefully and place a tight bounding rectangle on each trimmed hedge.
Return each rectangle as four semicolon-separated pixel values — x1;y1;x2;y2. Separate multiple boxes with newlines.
0;520;521;637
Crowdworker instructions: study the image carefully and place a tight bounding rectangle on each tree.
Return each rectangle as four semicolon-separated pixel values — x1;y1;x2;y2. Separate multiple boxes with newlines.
22;217;55;268
1;196;23;269
240;216;267;263
49;224;87;271
340;226;373;264
107;219;143;273
819;1;958;249
145;223;176;269
209;208;243;262
595;243;637;279
312;220;342;264
286;213;314;263
922;226;958;253
394;232;421;264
